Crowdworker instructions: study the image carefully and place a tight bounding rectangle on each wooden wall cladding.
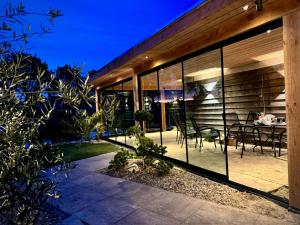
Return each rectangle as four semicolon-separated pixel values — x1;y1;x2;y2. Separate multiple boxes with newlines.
185;65;285;131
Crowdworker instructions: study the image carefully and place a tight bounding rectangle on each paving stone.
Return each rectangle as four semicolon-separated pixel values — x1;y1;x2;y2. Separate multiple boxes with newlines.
58;215;85;225
54;190;108;214
73;198;137;225
113;183;166;207
255;215;298;225
138;189;201;221
114;208;181;225
181;202;289;225
48;153;296;225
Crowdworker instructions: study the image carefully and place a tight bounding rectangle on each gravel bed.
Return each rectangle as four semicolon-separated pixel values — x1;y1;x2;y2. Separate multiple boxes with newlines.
101;166;296;221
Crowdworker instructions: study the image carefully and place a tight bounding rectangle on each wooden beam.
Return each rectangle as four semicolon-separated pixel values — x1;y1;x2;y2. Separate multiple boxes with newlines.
283;9;300;210
160;90;167;131
132;74;139;112
95;88;99;113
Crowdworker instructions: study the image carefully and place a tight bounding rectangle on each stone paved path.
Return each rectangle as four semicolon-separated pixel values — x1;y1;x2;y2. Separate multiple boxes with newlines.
48;153;300;225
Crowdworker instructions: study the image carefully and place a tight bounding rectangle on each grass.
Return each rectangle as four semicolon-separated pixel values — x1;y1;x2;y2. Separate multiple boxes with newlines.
62;143;120;162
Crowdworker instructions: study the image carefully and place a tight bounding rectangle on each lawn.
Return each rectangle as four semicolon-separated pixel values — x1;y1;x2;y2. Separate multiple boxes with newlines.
62;143;120;162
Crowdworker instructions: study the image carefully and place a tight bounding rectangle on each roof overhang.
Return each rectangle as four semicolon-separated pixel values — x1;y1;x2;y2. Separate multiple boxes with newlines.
90;0;300;88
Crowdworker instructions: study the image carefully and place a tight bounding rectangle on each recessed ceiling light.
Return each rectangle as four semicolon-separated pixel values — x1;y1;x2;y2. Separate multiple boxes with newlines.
267;29;272;34
242;4;249;11
145;56;149;59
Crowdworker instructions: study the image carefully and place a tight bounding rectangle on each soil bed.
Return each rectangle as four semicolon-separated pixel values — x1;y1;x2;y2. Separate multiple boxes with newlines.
100;166;296;221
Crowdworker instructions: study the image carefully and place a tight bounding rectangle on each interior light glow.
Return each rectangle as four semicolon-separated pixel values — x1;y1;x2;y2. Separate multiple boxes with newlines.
242;4;249;11
267;29;272;34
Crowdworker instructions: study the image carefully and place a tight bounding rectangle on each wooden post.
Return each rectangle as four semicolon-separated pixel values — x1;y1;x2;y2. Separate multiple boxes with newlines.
283;9;300;210
160;89;167;131
132;73;139;112
95;88;99;113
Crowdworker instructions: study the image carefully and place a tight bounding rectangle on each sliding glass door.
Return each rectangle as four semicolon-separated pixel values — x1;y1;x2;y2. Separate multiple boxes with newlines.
100;79;134;145
159;63;186;162
140;71;161;145
183;49;226;175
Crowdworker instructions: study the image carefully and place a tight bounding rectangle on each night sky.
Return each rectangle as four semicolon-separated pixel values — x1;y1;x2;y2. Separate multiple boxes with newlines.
3;0;204;72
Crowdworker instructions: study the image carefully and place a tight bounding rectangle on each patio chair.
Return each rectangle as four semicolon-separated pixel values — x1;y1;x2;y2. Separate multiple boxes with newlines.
244;111;263;155
273;128;287;157
172;112;182;143
190;117;223;152
222;112;243;150
174;113;196;148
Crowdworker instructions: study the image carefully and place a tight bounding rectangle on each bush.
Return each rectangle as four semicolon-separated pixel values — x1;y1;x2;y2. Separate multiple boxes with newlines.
108;149;133;172
156;160;174;176
136;136;167;167
134;110;153;128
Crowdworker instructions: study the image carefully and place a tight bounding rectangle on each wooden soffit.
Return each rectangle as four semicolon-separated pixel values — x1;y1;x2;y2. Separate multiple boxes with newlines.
91;0;300;87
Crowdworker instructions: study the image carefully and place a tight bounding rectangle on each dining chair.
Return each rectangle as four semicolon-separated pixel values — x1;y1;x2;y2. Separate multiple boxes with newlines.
190;117;223;152
222;112;243;150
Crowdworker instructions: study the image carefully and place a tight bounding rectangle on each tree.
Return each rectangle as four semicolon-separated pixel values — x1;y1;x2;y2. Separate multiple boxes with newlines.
0;2;97;224
39;64;96;142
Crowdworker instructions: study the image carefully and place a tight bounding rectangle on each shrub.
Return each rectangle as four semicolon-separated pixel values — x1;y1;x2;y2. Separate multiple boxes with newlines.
108;149;133;172
156;161;174;176
134;110;153;128
137;136;167;167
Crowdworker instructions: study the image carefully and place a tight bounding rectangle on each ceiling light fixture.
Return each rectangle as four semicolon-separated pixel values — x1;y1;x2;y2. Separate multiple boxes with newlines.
242;4;249;11
145;56;149;59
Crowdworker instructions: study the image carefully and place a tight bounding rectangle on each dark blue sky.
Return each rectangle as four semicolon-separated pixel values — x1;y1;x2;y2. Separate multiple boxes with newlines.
4;0;203;72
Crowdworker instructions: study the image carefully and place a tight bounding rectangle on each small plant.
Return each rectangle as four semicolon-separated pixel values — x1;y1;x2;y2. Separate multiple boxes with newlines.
127;111;173;176
156;160;174;176
134;110;153;129
137;136;167;167
108;149;133;172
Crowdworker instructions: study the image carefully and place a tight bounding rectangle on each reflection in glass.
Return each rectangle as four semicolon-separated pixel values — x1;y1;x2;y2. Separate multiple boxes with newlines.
183;49;226;174
159;63;186;162
122;80;135;146
101;80;134;145
140;72;161;145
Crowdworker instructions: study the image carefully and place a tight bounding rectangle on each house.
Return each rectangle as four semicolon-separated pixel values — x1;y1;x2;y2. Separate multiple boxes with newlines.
90;0;300;211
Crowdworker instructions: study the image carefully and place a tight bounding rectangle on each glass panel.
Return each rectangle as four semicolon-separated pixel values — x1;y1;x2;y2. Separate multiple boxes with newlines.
183;49;226;175
101;86;114;139
122;80;135;146
140;72;161;145
107;83;126;144
159;63;186;162
223;27;287;199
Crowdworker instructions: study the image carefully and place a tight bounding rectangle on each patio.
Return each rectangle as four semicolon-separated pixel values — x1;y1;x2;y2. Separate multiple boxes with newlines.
50;153;296;225
129;130;288;197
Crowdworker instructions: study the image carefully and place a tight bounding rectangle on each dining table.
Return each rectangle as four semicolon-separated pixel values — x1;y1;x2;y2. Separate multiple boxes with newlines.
239;121;286;158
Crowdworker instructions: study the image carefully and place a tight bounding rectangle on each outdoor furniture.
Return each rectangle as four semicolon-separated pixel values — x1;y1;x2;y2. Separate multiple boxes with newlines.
241;122;286;158
272;127;287;157
190;117;223;152
171;112;181;143
240;111;263;158
178;121;196;148
222;113;243;149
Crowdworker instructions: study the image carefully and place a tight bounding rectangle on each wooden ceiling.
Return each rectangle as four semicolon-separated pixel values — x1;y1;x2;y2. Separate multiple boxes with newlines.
91;0;300;88
141;27;283;90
